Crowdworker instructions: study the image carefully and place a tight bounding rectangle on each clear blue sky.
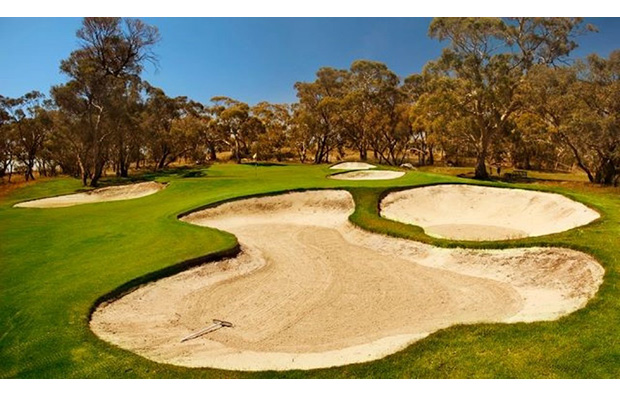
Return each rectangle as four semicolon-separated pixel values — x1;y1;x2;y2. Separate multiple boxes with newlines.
1;18;619;105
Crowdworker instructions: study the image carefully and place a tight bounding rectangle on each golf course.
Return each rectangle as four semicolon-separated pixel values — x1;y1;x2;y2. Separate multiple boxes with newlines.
2;16;619;380
1;163;619;378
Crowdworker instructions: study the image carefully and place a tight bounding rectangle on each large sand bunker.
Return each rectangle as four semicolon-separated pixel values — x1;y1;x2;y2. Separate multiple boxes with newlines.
329;170;405;180
330;162;377;170
14;182;165;208
381;185;600;241
91;190;603;371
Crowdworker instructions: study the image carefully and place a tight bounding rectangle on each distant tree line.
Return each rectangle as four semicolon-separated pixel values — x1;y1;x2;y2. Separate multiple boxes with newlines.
1;17;618;185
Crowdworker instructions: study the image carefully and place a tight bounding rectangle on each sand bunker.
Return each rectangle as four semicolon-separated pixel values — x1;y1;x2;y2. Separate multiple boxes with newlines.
91;190;603;371
14;182;165;208
329;170;405;180
380;185;600;241
330;162;377;170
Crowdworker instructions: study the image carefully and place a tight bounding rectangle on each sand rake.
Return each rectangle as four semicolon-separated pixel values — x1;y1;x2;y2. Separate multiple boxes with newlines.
180;319;233;343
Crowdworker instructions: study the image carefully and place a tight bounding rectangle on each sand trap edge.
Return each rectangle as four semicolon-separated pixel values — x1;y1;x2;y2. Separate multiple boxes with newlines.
329;162;377;170
88;187;605;372
176;187;353;220
13;181;167;208
329;170;406;180
379;183;601;241
88;243;242;325
90;188;352;312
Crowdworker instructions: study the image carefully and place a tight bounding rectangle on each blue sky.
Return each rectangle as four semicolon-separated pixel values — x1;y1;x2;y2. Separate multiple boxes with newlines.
1;18;619;105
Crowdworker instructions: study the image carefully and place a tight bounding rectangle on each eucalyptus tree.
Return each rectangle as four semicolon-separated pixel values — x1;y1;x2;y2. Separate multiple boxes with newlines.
363;85;409;166
13;93;53;181
294;67;348;164
289;103;314;163
404;69;472;166
0;92;53;181
341;60;401;161
0;95;17;178
51;17;160;186
572;51;620;185
524;52;620;185
252;102;291;161
427;17;593;179
209;97;263;164
178;100;214;163
142;86;186;169
107;77;146;177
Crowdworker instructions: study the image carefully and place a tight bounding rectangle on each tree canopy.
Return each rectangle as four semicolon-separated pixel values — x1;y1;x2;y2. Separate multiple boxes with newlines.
1;17;618;186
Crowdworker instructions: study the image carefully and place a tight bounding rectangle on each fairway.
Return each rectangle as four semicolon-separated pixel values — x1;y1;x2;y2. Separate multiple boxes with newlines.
1;164;619;378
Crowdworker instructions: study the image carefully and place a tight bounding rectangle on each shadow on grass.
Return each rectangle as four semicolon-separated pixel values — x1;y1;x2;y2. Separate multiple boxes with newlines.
95;165;213;186
456;172;578;185
239;162;287;167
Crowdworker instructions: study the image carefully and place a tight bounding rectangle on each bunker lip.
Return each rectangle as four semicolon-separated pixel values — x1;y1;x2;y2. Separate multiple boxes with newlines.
380;184;601;241
13;181;165;208
90;190;603;371
329;162;377;170
329;170;405;180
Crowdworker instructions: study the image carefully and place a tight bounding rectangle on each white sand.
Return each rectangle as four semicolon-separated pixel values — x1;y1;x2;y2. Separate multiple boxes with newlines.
381;185;600;241
329;170;405;180
14;182;165;208
330;162;377;170
91;190;603;371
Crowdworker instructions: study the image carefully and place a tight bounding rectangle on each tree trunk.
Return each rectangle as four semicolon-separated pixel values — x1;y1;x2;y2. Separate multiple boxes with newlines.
120;162;128;178
314;141;324;164
208;142;217;161
474;151;489;179
90;159;105;187
117;144;129;177
594;158;617;185
24;158;35;181
359;144;367;161
77;154;89;186
474;130;491;180
25;168;35;181
157;153;169;170
233;135;241;164
559;132;594;182
298;143;307;163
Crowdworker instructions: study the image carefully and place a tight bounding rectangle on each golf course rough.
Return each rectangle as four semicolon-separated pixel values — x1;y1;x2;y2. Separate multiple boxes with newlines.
90;190;604;371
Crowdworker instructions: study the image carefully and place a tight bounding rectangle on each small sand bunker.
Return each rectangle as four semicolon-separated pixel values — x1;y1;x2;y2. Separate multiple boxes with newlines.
14;182;165;208
330;162;377;170
329;170;405;180
91;190;603;371
381;185;600;241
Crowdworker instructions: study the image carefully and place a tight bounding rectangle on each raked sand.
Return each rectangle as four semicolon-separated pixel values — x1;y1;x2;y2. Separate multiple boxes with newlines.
14;182;165;208
381;185;600;241
91;190;603;371
329;170;405;180
329;162;377;170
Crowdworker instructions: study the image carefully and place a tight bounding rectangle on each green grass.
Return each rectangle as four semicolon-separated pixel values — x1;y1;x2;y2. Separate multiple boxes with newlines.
0;163;619;378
